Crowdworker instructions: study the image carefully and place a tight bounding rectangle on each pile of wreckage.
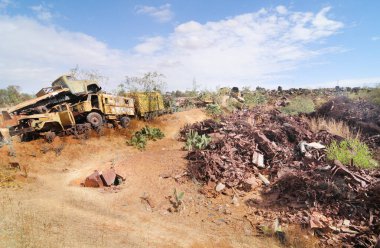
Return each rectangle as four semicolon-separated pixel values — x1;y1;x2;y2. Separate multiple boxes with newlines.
83;167;125;188
180;107;380;247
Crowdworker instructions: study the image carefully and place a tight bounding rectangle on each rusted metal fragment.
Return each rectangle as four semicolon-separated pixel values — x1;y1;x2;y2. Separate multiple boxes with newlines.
84;170;104;187
253;132;278;157
100;168;116;186
252;151;264;168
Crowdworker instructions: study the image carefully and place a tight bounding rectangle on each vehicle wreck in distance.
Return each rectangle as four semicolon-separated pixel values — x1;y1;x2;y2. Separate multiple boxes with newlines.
0;75;165;143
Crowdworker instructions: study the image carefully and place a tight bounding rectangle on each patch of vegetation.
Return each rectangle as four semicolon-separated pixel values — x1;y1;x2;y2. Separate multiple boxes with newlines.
0;86;32;108
205;104;222;117
307;117;359;140
128;125;165;150
243;91;267;107
124;71;167;93
170;188;185;212
281;96;315;115
198;91;215;103
139;125;165;140
284;225;319;248
348;87;380;105
326;138;378;169
0;166;19;188
224;98;243;112
185;130;211;151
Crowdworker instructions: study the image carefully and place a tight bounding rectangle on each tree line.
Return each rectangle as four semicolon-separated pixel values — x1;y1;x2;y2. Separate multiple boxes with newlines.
0;86;32;108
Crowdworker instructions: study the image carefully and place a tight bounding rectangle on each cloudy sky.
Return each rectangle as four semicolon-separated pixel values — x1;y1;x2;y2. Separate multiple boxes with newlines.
0;0;379;93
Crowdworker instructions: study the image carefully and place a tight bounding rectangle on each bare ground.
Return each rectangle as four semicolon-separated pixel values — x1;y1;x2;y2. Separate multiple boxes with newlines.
0;109;279;248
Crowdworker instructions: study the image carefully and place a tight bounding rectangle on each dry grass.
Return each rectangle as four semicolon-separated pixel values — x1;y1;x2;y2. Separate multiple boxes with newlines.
0;192;113;248
284;225;319;248
306;117;360;139
256;223;318;248
0;167;19;188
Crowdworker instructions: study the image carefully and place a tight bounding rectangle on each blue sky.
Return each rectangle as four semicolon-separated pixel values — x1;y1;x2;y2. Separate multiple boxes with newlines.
0;0;379;92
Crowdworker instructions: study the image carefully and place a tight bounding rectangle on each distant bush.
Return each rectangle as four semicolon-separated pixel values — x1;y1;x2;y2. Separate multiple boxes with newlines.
0;86;32;108
281;96;315;115
198;91;215;103
349;87;380;105
205;104;222;117
224;98;243;112
127;125;164;150
326;139;378;169
243;91;267;107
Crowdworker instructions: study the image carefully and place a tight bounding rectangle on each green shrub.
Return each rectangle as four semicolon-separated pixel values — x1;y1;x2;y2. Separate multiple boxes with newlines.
185;130;211;151
243;91;267;107
205;104;222;117
225;98;244;112
326;138;378;169
349;87;380;105
128;133;147;150
138;125;165;140
281;96;315;115
128;125;164;150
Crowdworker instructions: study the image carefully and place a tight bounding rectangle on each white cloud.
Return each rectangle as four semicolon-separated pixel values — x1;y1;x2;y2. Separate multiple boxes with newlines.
276;5;287;14
30;4;53;21
0;15;130;92
372;36;380;41
134;36;164;54
132;6;344;89
0;6;348;92
136;3;173;23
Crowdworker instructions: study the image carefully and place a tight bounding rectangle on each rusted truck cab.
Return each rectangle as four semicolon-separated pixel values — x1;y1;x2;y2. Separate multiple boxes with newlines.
71;93;135;128
51;75;101;95
5;103;80;142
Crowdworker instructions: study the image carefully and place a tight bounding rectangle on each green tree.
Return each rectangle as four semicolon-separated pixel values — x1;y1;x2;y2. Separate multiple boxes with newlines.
124;72;167;92
0;85;32;107
68;65;109;85
115;83;126;96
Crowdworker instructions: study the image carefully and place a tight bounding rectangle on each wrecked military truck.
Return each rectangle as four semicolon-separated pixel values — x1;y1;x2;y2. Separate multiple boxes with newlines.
8;93;135;142
70;93;135;128
6;75;101;116
1;75;166;143
0;75;102;141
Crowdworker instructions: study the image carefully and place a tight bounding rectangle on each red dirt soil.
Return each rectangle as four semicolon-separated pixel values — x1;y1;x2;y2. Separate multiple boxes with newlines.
0;109;279;248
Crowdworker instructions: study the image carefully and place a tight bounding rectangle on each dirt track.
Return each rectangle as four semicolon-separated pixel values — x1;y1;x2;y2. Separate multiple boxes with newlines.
0;109;277;248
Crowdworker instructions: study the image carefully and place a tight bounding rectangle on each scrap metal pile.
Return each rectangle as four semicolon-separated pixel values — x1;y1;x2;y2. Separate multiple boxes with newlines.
180;107;380;247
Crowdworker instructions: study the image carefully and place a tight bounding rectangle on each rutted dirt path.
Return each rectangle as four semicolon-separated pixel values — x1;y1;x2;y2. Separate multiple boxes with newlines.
0;109;277;248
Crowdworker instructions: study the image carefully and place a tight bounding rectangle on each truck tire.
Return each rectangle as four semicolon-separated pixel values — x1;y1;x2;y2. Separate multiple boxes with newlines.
86;112;103;128
120;117;131;128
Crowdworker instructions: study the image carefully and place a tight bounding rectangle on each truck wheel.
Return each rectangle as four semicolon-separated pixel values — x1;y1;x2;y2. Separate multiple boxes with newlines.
120;117;131;128
87;112;103;128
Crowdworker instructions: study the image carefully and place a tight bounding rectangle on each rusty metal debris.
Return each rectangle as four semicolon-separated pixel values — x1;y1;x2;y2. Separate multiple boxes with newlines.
83;168;125;187
181;107;380;247
84;170;104;187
